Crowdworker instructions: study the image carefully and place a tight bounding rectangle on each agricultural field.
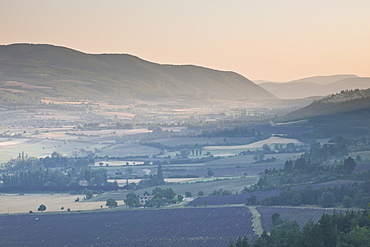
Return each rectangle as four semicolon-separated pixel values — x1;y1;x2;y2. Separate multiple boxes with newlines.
0;194;108;214
108;178;200;186
94;176;259;202
154;136;255;147
257;206;353;232
186;180;357;207
0;137;109;163
204;136;304;156
94;143;161;158
350;150;370;163
0;206;257;246
204;152;303;167
187;189;281;207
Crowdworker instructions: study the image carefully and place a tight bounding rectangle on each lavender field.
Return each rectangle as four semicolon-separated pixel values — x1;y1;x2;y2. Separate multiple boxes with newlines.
0;207;257;246
186;180;356;207
257;206;352;232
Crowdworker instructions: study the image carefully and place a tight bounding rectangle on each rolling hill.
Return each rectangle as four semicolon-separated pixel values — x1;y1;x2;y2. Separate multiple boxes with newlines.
257;75;370;99
0;43;275;104
278;89;370;137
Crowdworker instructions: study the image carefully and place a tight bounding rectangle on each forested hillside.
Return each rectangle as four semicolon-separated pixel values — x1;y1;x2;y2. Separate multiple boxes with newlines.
279;89;370;138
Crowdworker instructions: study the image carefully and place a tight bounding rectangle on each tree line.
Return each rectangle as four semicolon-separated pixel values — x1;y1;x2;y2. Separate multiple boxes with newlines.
254;181;370;209
252;210;370;247
246;155;357;192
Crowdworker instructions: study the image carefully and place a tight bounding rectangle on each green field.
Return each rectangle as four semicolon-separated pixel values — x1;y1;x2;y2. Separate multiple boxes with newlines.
204;136;304;156
93;176;259;202
0;138;109;163
154;137;255;147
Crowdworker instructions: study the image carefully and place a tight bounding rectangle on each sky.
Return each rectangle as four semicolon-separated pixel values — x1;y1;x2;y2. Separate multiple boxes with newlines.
1;0;369;82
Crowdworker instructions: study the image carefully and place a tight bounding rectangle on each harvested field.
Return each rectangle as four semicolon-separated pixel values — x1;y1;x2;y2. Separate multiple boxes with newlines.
0;194;111;214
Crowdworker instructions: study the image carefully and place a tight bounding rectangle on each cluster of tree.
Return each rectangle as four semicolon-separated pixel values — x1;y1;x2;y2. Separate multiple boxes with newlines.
229;236;250;247
124;187;181;208
247;156;357;191
210;189;232;196
301;142;348;163
106;198;118;208
252;210;370;247
145;187;179;208
258;182;370;209
137;165;165;188
3;151;93;172
2;166;114;188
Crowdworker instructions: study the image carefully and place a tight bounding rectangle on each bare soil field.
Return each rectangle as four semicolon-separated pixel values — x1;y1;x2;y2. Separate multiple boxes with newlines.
0;194;113;214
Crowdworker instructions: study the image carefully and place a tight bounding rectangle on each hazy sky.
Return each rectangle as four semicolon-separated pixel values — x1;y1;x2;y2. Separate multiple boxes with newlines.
1;0;369;81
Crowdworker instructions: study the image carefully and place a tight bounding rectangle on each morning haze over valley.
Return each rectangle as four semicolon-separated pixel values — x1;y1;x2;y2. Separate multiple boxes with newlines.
0;1;369;246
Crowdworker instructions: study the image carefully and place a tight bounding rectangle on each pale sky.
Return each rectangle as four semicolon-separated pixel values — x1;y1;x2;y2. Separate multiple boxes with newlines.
1;0;369;81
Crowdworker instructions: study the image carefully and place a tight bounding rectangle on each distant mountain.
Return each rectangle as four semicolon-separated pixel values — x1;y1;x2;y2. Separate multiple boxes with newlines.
257;75;369;99
288;74;358;85
0;44;275;104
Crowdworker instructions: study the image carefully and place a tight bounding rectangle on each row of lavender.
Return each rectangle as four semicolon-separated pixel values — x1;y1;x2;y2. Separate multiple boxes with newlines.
0;207;257;247
257;206;352;232
186;180;355;206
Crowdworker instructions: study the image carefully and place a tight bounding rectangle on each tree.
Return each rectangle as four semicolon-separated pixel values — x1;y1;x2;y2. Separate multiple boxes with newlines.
320;192;335;208
38;204;46;211
356;155;362;163
163;188;176;201
125;167;133;175
318;214;336;247
207;168;214;177
106;198;118;208
253;150;265;162
145;197;163;208
85;190;94;200
124;192;140;208
177;194;184;202
157;164;164;181
246;195;258;205
271;212;282;225
262;144;271;153
185;192;192;197
302;219;324;247
253;231;272;247
284;160;293;171
344;226;370;247
197;191;204;196
343;156;356;173
342;196;353;208
229;236;250;247
291;192;303;206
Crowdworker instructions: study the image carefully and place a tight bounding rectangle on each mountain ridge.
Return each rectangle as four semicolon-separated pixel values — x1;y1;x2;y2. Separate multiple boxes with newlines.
0;43;275;104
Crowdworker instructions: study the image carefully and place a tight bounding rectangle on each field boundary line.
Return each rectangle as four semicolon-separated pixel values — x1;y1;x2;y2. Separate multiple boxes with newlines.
247;206;263;236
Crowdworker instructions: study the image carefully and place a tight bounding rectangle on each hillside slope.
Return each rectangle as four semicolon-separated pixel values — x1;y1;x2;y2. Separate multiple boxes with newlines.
279;89;370;137
0;44;275;104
